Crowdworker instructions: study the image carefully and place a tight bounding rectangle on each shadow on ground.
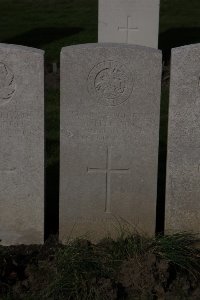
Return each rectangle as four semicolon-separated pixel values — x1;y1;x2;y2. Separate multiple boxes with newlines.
2;27;83;48
159;27;200;62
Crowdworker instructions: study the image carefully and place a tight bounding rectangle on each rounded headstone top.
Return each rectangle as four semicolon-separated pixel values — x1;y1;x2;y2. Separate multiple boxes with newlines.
0;43;44;55
61;43;162;56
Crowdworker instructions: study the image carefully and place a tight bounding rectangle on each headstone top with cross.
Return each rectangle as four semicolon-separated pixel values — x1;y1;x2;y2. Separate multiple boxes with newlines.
118;16;139;43
60;43;162;242
98;0;160;48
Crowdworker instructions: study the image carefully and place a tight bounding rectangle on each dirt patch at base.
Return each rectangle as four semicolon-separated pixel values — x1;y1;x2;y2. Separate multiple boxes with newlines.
118;253;200;299
0;237;200;299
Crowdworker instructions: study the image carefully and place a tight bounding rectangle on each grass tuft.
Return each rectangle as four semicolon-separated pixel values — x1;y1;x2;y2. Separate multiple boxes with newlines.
151;232;200;277
41;239;115;299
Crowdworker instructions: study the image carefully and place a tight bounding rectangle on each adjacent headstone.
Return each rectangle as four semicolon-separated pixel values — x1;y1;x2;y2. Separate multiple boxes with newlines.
98;0;160;48
60;43;162;242
165;44;200;234
0;44;44;245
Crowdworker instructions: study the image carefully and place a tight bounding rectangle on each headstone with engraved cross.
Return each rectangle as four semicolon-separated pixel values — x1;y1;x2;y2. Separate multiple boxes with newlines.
98;0;160;48
60;43;162;242
0;44;44;245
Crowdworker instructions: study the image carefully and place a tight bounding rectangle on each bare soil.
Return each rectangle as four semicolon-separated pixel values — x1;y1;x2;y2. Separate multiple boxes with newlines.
1;236;200;300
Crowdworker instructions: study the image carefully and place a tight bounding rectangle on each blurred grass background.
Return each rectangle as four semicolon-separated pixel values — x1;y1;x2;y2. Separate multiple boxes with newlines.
0;0;200;236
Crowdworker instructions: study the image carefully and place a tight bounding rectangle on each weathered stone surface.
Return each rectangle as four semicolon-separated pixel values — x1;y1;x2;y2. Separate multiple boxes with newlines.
165;44;200;234
98;0;160;48
60;43;162;242
0;44;44;245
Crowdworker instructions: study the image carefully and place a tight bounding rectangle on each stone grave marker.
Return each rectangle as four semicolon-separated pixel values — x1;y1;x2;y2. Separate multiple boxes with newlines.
165;44;200;234
60;43;162;242
98;0;160;48
0;44;44;245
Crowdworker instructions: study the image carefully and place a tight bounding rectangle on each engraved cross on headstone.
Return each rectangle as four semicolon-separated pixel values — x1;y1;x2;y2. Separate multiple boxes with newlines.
118;16;139;43
87;147;129;213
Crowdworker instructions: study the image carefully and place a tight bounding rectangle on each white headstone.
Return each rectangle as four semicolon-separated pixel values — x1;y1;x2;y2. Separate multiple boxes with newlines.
60;43;162;243
98;0;160;48
0;44;44;245
165;44;200;234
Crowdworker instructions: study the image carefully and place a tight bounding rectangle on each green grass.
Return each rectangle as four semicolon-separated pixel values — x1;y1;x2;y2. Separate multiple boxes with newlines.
159;0;200;60
152;233;200;277
0;0;98;63
160;0;200;32
1;0;200;62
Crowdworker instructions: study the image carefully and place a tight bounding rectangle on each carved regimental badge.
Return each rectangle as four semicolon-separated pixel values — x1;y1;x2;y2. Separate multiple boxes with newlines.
0;63;16;105
88;60;133;106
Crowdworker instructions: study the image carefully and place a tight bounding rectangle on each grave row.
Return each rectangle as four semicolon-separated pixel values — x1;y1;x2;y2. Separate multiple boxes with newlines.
0;42;199;245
